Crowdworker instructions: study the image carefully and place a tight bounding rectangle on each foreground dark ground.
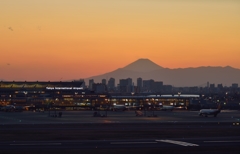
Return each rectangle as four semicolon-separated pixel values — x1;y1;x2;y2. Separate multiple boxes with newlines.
1;122;240;141
1;110;239;153
1;122;240;154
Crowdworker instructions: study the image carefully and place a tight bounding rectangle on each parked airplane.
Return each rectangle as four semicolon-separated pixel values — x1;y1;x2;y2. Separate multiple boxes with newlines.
199;104;221;117
160;105;174;111
112;105;126;111
0;105;15;112
0;105;24;112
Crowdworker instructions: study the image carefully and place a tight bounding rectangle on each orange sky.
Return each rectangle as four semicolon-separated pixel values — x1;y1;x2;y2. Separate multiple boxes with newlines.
1;0;240;81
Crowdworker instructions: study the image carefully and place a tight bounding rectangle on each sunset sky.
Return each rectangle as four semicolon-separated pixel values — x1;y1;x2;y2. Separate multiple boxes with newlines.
1;0;240;81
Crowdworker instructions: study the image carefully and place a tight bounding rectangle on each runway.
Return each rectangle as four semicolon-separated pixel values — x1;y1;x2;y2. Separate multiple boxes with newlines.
0;137;240;154
0;110;239;125
0;110;240;153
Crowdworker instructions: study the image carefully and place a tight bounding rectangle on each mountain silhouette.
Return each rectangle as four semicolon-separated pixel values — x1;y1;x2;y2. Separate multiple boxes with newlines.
122;58;163;72
84;59;240;87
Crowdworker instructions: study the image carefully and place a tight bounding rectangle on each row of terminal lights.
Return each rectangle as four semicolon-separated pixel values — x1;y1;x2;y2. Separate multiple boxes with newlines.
232;122;239;126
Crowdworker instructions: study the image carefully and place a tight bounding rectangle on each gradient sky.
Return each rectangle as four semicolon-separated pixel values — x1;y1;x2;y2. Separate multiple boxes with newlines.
1;0;240;81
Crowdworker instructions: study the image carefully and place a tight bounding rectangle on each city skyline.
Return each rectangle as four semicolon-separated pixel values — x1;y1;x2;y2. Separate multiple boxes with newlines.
1;0;240;81
1;58;240;87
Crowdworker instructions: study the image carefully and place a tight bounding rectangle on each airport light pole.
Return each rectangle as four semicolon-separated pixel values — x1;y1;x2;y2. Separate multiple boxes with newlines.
9;94;12;105
48;101;50;117
178;92;181;107
105;99;108;117
152;98;154;116
225;92;228;106
24;91;28;105
144;97;147;117
131;92;134;110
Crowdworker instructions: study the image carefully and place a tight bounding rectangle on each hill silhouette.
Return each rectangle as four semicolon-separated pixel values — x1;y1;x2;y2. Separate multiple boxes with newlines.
84;59;240;87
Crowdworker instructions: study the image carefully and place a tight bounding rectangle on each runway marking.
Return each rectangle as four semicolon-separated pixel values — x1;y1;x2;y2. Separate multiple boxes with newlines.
10;143;62;146
156;140;199;146
104;120;120;123
111;142;157;144
204;140;240;143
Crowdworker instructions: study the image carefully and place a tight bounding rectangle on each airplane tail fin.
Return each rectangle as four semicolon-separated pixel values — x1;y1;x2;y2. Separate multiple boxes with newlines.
135;110;143;116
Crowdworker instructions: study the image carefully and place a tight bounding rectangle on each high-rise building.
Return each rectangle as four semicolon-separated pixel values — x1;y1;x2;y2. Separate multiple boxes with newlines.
92;83;107;93
232;83;238;88
232;83;239;92
209;84;215;93
102;79;106;85
89;79;94;90
108;78;115;92
154;81;163;92
163;85;173;93
210;84;215;89
137;78;142;92
142;80;163;92
142;79;155;92
217;84;223;89
119;78;132;93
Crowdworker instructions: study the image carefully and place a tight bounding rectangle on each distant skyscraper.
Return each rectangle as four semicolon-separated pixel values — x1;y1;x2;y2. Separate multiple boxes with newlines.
232;83;238;88
102;79;106;85
210;84;215;89
154;81;163;92
108;78;115;92
89;79;94;90
209;84;215;93
163;85;173;93
232;83;238;92
119;78;132;93
143;79;155;92
119;78;132;86
137;78;142;92
92;83;107;93
142;79;163;92
217;84;223;89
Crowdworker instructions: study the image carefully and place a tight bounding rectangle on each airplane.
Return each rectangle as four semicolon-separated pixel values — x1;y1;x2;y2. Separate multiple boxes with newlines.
1;105;15;112
199;104;221;117
160;105;174;111
112;105;126;111
0;105;24;112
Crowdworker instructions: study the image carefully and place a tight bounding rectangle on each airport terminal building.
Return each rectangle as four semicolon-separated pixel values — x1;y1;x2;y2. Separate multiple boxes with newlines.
0;81;201;110
0;81;85;107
